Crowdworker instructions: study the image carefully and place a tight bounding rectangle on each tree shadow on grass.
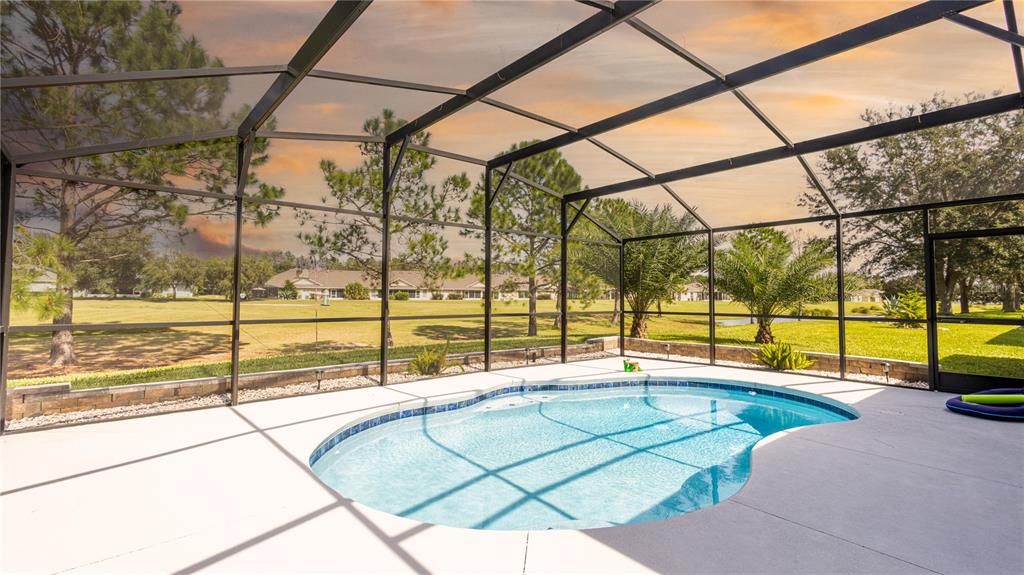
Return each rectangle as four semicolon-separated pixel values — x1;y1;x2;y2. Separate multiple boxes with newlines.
8;328;230;379
986;326;1024;347
940;354;1024;379
270;341;372;355
411;323;490;342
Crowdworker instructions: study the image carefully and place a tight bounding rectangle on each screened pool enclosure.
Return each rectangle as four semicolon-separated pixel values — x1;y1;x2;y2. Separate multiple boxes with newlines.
1;0;1022;431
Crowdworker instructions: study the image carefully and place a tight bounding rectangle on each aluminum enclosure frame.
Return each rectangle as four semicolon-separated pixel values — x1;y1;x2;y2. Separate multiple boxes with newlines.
2;0;1023;432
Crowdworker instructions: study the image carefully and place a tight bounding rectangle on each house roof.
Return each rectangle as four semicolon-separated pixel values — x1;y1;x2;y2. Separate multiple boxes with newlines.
265;268;521;292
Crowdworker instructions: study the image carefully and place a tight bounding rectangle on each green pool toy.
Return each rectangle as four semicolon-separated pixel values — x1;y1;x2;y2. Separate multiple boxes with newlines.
623;359;642;373
961;394;1024;406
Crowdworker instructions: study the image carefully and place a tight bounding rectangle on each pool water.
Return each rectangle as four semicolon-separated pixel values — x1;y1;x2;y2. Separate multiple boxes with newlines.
311;385;853;530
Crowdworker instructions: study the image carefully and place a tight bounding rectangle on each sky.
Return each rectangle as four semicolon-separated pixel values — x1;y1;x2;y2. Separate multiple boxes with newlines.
13;0;1022;260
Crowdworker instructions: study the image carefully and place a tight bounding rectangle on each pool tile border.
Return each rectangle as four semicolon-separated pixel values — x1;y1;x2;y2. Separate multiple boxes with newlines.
308;378;859;466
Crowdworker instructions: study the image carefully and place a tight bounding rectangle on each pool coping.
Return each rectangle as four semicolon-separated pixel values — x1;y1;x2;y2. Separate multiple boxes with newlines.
308;374;860;467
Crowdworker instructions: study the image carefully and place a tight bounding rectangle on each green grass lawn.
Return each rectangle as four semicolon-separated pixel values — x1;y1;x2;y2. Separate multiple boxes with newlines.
8;297;1022;388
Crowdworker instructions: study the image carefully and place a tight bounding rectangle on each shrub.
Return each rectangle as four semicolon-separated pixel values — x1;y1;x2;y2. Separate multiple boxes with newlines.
850;305;878;315
446;292;463;300
883;291;926;328
408;338;451;376
392;290;410;301
279;280;298;300
754;342;815;371
343;282;369;300
798;307;833;317
536;293;552;300
431;292;445;300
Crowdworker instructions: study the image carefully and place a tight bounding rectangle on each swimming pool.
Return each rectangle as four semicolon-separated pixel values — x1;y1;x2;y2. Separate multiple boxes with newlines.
310;378;857;530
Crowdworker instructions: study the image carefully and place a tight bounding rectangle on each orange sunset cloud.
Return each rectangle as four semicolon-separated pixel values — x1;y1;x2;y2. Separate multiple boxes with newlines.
683;1;914;56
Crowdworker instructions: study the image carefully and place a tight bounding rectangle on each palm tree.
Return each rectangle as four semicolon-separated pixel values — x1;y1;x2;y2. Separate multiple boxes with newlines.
574;199;704;338
715;228;834;343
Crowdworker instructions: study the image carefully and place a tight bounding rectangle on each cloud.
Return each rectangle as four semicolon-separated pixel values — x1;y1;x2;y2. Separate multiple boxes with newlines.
684;1;913;57
428;104;563;156
295;102;349;117
615;110;726;137
256;140;364;180
175;2;327;65
182;216;235;258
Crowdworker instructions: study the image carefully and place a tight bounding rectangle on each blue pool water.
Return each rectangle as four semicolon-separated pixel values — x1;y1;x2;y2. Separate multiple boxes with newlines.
311;382;854;530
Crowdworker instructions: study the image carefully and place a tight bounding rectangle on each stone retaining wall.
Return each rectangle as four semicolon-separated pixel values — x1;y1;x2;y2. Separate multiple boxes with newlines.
5;335;926;421
4;338;616;421
624;338;928;383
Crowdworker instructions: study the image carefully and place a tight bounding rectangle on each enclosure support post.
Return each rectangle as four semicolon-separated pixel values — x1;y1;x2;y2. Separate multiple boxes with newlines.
707;230;716;365
560;199;568;363
618;241;626;357
484;167;493;371
379;139;408;385
922;209;939;391
836;216;847;379
0;152;14;433
229;137;253;406
483;165;513;371
380;143;391;385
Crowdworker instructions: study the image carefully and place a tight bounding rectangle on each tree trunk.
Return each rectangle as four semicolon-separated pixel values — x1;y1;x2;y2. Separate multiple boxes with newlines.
656;299;662;317
629;311;648;338
935;260;957;315
958;277;971;315
999;283;1013;312
384;315;393;348
172;285;177;300
50;179;77;367
527;275;538;337
49;296;76;367
755;319;774;344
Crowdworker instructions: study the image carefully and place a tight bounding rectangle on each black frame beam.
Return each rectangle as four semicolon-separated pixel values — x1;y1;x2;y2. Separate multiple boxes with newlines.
385;0;657;145
237;0;372;138
12;130;236;167
3;0;1024;433
379;137;409;385
945;12;1024;47
560;199;569;363
0;152;14;433
0;65;288;90
835;216;847;377
922;210;940;390
619;192;1024;245
584;1;839;216
229;137;254;405
567;92;1023;202
707;230;716;364
491;0;987;167
307;69;464;96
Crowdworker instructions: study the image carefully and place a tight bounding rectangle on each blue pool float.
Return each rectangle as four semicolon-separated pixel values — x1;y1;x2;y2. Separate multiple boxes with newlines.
945;387;1024;421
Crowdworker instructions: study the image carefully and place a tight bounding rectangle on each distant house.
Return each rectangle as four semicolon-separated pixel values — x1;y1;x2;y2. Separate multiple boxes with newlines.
849;288;883;303
674;282;731;302
26;268;57;293
155;285;195;299
263;268;557;301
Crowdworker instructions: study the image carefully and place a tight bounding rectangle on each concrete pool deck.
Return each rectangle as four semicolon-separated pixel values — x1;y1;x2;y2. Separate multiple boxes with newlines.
1;358;1021;574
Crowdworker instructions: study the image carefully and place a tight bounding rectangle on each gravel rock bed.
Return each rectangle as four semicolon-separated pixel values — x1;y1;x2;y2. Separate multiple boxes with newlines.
7;352;619;431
